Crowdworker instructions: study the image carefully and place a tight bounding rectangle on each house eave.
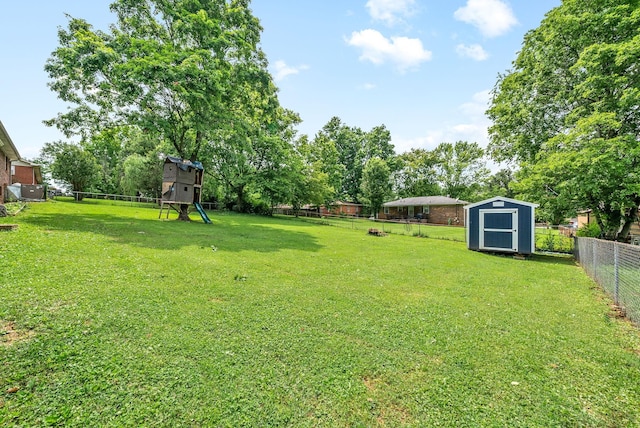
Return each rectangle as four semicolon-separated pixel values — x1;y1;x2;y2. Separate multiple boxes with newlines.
0;121;20;161
383;196;469;208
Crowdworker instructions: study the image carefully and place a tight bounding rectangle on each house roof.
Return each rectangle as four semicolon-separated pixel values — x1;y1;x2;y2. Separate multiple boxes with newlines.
383;196;469;207
463;196;539;210
164;156;204;171
332;201;363;206
0;120;20;161
12;159;43;184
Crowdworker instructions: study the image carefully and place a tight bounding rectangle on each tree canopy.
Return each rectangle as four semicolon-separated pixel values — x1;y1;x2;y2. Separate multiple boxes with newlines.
46;0;266;160
360;157;392;218
487;0;640;239
40;142;101;199
312;117;396;204
42;1;521;218
45;0;288;217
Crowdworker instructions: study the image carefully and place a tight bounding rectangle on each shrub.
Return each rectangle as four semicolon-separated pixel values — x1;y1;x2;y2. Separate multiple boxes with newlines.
577;223;601;238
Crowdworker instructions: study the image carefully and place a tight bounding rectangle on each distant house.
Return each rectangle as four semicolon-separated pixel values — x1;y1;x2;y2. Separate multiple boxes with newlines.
379;196;468;226
577;210;595;229
273;204;319;217
319;201;363;217
0;121;20;204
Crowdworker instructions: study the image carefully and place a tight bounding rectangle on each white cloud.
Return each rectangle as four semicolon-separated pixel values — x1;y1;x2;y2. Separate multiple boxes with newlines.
454;0;518;38
346;29;432;73
455;43;489;61
366;0;417;26
459;90;491;116
360;83;377;90
455;90;491;144
393;90;492;154
272;60;309;82
392;132;443;153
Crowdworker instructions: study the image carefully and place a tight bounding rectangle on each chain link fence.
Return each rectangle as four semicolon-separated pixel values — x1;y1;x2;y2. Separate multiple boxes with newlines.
575;237;640;324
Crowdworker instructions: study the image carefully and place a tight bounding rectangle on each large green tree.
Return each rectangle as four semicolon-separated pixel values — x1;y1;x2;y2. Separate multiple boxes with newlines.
433;141;489;201
120;153;164;198
487;0;640;239
479;168;516;200
289;135;335;214
315;117;396;203
301;133;343;204
40;142;101;199
392;148;441;198
360;157;392;218
45;0;270;220
209;98;300;212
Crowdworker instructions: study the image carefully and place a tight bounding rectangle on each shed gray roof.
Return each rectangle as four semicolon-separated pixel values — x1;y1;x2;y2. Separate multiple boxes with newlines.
463;196;539;210
383;196;469;207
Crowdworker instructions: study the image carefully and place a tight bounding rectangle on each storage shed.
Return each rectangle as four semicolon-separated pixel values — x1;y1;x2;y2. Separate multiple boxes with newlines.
464;197;539;255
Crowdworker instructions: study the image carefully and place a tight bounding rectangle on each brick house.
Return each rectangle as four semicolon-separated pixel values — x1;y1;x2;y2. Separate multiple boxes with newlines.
319;201;364;217
0;121;20;204
379;196;468;226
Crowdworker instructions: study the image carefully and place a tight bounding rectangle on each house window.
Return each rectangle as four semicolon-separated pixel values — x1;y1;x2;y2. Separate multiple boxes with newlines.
384;207;389;215
423;206;430;215
11;165;15;175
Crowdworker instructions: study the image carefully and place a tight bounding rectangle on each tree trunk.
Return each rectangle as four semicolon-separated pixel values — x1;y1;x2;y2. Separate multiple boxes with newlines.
617;205;638;242
178;203;191;221
236;185;245;213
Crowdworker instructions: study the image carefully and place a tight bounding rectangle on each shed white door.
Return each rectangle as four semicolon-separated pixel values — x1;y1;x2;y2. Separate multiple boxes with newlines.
479;209;518;252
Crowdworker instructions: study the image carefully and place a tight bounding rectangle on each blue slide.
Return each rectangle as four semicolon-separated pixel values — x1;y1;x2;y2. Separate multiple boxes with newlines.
193;202;212;224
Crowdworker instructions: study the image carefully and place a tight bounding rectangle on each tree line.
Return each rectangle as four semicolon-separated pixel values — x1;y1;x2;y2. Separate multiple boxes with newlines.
36;0;504;218
37;0;640;240
38;114;507;217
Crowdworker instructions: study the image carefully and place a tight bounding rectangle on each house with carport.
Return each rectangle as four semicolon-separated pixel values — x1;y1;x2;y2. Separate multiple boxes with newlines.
379;196;468;226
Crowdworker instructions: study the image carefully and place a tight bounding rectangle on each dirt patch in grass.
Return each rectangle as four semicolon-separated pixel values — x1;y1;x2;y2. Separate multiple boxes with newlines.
0;321;34;347
363;376;411;425
377;404;410;426
363;376;383;392
609;304;627;320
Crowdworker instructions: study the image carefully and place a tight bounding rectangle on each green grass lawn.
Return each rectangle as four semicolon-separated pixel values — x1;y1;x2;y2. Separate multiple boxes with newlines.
296;215;467;242
1;200;639;426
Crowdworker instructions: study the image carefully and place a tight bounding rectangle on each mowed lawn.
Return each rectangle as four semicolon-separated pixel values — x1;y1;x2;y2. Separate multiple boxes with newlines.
1;200;640;427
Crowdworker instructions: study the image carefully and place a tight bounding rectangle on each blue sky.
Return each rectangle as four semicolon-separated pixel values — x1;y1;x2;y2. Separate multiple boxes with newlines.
0;0;560;160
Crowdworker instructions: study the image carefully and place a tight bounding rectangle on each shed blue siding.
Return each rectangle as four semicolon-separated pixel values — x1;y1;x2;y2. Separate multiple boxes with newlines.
466;198;536;254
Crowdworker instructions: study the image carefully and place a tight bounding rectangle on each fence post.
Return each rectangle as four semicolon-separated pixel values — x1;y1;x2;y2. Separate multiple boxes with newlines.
592;239;597;280
614;242;620;305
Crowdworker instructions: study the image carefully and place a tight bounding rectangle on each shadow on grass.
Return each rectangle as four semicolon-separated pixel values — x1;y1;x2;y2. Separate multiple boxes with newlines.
22;210;323;253
529;253;577;266
473;251;577;266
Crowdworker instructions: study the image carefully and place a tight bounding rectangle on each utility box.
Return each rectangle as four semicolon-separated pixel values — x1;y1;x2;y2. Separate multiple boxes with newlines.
464;197;539;255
